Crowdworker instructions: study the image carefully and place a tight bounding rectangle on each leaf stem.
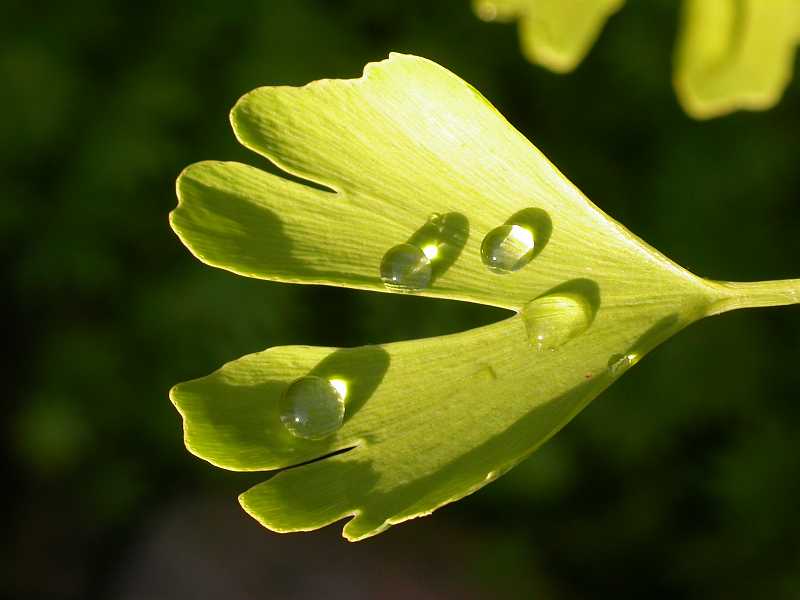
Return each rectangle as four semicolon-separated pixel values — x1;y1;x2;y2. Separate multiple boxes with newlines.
707;279;800;315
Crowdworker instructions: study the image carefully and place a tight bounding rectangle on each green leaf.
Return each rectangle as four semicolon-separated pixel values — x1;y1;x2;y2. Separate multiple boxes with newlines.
674;0;800;119
170;53;800;540
472;0;625;73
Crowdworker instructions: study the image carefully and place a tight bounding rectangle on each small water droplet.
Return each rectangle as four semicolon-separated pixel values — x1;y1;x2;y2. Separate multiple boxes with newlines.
522;294;592;351
279;376;345;440
380;243;432;292
481;224;535;273
608;353;640;377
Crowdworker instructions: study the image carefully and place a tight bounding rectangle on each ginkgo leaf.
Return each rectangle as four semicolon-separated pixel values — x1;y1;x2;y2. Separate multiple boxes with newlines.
674;0;800;119
472;0;625;73
170;53;800;540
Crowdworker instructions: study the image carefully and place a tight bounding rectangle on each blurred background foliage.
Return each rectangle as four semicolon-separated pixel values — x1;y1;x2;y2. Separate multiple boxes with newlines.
3;0;799;598
472;0;800;120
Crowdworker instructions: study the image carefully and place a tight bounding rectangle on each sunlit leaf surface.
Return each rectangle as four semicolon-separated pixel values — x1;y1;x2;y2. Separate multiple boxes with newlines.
170;54;800;540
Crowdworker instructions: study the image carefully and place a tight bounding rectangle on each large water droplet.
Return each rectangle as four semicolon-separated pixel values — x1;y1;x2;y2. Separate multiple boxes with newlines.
380;243;432;292
522;294;593;351
608;352;640;377
279;376;345;440
481;224;535;273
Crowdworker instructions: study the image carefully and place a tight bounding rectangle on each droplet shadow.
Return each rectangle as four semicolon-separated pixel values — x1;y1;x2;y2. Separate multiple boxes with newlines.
381;212;469;288
308;345;390;424
523;278;601;350
408;212;469;282
533;278;601;325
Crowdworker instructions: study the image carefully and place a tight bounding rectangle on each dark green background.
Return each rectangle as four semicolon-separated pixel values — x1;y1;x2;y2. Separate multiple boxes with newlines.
4;1;799;598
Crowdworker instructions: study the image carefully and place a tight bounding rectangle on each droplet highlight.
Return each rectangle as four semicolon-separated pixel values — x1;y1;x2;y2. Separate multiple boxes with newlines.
380;243;432;292
481;224;536;273
279;376;345;440
380;212;469;291
522;294;593;351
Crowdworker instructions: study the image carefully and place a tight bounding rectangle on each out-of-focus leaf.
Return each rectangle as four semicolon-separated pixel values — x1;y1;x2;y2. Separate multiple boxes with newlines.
674;0;800;119
472;0;624;73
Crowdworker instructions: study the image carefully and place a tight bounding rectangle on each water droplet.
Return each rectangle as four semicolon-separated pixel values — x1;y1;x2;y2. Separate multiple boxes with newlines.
481;224;535;273
380;243;432;291
608;353;640;377
279;376;345;440
522;294;593;351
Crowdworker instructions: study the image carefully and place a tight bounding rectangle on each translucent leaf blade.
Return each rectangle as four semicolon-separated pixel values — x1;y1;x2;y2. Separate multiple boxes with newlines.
174;302;691;540
172;54;704;310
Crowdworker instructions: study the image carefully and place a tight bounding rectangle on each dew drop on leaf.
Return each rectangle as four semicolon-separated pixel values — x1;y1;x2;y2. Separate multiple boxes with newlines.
380;242;433;291
522;293;593;351
607;352;640;377
279;376;345;440
481;224;536;273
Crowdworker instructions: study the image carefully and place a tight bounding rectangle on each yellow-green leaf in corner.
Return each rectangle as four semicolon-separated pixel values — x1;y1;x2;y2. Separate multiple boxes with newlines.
473;0;625;73
169;53;800;540
674;0;800;119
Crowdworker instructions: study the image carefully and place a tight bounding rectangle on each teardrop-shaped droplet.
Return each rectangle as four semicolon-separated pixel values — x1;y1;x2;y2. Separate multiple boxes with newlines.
607;353;640;377
279;376;345;440
380;243;432;291
481;224;535;273
522;294;593;351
